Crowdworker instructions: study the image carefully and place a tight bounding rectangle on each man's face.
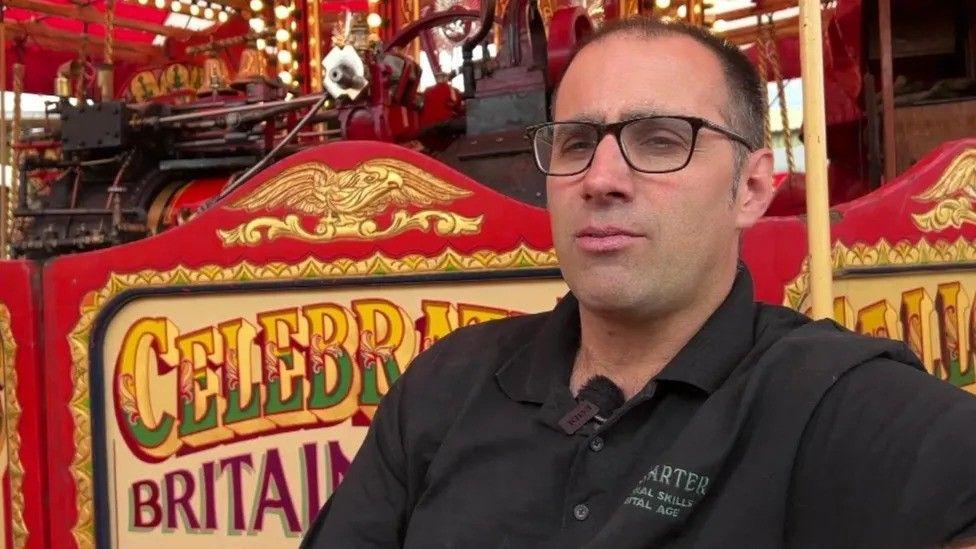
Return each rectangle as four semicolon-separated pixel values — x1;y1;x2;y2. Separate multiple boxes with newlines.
548;33;772;320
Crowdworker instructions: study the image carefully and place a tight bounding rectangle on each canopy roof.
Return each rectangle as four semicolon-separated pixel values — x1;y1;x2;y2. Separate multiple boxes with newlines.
2;0;238;94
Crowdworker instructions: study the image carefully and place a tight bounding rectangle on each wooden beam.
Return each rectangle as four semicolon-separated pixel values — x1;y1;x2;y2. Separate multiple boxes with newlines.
4;20;166;64
878;0;897;182
5;0;195;40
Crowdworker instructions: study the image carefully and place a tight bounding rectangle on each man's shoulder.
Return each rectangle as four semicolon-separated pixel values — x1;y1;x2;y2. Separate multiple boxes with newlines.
744;303;976;416
818;355;976;424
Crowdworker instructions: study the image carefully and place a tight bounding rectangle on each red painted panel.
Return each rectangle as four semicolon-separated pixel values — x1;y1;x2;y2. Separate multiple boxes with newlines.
40;139;554;547
0;260;47;549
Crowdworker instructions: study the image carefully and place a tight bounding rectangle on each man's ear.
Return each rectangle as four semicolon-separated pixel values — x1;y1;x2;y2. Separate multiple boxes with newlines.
734;148;776;229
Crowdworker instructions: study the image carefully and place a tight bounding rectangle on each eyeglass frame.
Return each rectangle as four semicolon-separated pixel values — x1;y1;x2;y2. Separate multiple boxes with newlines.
524;115;757;176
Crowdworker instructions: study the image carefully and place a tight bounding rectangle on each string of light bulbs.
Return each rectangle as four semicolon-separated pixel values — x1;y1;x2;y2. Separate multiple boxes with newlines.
131;0;236;22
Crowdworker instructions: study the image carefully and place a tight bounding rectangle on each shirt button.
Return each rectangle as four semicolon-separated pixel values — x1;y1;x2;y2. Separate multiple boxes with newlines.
573;503;590;521
589;436;604;452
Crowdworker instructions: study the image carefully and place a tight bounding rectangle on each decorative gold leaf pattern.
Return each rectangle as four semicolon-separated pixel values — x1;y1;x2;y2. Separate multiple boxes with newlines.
783;236;976;310
0;305;27;548
912;149;976;232
220;158;481;245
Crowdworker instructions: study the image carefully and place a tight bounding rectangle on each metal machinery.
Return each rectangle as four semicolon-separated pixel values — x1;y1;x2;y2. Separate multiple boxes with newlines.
2;0;975;259
3;0;592;258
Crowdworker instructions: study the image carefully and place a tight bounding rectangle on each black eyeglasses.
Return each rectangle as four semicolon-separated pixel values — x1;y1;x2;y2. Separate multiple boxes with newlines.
525;115;755;176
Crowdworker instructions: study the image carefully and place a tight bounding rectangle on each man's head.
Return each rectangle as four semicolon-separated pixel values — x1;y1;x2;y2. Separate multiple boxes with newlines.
543;17;775;321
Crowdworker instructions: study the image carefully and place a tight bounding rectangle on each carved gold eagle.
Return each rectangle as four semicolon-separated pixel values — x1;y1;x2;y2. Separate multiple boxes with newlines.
912;149;976;232
218;158;483;245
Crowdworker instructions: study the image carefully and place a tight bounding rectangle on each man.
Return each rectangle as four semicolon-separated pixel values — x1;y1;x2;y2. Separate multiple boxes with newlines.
303;18;976;548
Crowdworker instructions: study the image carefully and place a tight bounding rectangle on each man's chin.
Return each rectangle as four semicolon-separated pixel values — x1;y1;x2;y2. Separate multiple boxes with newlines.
571;285;648;316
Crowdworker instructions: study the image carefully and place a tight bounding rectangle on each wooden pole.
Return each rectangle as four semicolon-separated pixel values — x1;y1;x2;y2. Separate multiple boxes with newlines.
878;0;897;181
798;0;833;319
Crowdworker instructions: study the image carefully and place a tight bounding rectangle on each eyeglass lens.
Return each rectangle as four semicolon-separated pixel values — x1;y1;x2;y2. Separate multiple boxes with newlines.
533;117;696;175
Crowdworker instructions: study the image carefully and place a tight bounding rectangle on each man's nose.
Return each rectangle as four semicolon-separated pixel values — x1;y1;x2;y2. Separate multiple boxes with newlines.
579;134;635;203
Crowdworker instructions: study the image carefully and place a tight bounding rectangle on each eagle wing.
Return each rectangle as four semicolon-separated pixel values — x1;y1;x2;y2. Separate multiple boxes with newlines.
226;162;337;215
914;150;976;202
330;158;473;218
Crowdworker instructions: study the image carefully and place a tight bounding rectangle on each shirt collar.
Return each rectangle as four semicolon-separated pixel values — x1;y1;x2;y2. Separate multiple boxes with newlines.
495;264;757;402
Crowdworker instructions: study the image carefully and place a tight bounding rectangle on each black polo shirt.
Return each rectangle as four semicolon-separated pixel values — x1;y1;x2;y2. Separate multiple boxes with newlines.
302;268;976;548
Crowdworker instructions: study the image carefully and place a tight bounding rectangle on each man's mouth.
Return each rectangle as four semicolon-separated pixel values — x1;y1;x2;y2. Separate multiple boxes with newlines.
574;226;644;252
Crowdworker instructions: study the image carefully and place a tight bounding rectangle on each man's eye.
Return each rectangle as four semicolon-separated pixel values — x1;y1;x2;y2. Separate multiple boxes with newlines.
640;134;686;149
559;139;593;153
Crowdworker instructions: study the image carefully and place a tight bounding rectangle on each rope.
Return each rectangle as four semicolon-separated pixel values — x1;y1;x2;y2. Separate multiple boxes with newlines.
105;0;116;66
10;62;23;247
764;14;795;178
755;16;771;150
1;10;8;258
76;23;90;101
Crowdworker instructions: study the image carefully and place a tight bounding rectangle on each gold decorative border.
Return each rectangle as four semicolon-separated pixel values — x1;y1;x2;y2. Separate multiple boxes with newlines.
783;236;976;310
67;244;558;547
0;305;27;548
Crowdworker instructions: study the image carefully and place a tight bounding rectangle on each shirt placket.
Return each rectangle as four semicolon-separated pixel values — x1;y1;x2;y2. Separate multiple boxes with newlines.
557;383;660;541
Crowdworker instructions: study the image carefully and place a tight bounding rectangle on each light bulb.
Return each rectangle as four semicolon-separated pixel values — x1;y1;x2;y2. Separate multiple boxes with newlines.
276;28;290;42
171;1;181;12
217;10;229;22
249;0;263;11
654;0;670;8
189;4;200;15
137;0;148;5
155;0;166;8
366;13;383;28
249;17;266;32
274;5;290;19
676;4;686;17
278;71;293;84
277;50;293;64
256;38;267;49
204;7;214;18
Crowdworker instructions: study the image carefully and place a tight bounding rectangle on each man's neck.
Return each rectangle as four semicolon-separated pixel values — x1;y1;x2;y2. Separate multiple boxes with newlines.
569;265;739;400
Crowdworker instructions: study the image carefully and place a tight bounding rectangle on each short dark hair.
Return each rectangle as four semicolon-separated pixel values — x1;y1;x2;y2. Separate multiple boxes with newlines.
553;17;766;153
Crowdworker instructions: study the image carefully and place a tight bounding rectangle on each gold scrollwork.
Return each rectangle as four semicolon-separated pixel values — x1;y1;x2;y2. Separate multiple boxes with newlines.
219;210;483;246
218;158;482;246
0;305;27;548
783;236;976;310
912;149;976;232
68;244;558;545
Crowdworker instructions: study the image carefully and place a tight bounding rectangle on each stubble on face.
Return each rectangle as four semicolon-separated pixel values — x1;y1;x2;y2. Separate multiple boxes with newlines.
547;33;744;322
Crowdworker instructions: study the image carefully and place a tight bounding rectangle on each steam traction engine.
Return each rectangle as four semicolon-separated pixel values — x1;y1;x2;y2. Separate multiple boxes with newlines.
8;0;595;259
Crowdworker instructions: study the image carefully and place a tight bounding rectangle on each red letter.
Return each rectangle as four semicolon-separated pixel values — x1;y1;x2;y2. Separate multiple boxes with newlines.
219;454;253;532
164;469;200;529
132;480;162;529
253;449;301;533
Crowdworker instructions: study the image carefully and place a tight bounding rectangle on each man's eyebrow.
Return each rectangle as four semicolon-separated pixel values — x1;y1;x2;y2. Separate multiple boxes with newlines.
557;107;700;124
619;107;696;120
558;113;605;124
